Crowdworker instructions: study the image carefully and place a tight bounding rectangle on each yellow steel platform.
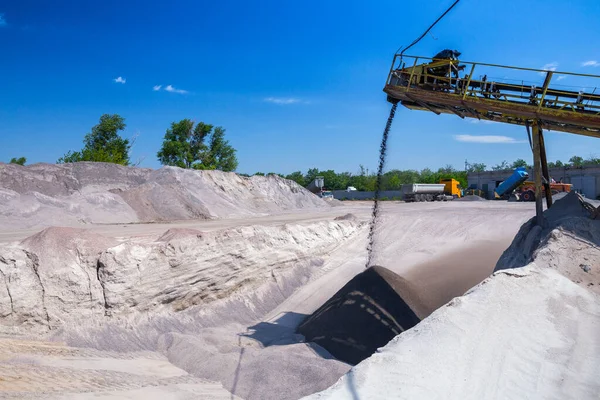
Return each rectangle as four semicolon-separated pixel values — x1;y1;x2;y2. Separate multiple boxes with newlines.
384;55;600;138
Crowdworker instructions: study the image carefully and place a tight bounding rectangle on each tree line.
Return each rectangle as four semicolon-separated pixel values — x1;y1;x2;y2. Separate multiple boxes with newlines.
6;114;600;192
52;114;238;171
250;155;600;192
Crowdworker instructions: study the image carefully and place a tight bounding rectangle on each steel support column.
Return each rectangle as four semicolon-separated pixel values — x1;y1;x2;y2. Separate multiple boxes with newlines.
531;121;544;225
538;126;553;208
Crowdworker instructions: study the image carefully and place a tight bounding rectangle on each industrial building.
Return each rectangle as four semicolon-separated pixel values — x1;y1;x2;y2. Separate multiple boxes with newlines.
467;165;600;200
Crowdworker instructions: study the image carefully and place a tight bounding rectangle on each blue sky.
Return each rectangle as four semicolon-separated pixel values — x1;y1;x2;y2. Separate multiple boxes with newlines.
1;0;600;175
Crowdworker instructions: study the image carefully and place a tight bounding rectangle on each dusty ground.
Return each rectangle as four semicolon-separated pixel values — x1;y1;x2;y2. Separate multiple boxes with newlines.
3;162;561;400
0;198;536;399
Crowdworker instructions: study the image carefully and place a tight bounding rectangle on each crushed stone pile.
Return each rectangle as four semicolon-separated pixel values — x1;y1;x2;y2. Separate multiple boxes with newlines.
297;266;420;365
456;195;487;201
306;191;600;400
0;219;361;400
496;191;600;293
0;162;329;229
0;220;360;334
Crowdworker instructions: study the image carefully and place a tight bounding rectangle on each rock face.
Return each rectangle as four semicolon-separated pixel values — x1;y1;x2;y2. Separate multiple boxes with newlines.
0;162;329;229
0;220;360;334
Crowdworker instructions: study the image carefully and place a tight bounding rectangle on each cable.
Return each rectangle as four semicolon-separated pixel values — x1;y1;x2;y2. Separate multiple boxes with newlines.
395;0;461;57
525;122;533;152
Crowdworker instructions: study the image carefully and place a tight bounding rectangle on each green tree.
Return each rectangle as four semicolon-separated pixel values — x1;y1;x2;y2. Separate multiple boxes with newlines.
58;114;131;165
548;160;564;168
569;156;584;167
9;157;26;165
285;171;305;186
467;162;486;172
586;156;600;165
491;160;509;171
253;172;265;176
511;159;528;169
200;127;238;171
158;121;238;171
304;168;321;185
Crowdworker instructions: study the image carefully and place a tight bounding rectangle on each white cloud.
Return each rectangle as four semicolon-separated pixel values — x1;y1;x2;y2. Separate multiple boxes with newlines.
582;60;600;67
454;135;525;144
164;84;188;94
0;14;6;27
113;76;126;84
539;62;558;76
469;119;496;124
152;85;162;91
556;75;566;81
263;97;301;105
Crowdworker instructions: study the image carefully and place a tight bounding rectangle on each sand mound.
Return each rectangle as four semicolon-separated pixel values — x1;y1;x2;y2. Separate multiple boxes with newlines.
496;191;600;293
297;266;420;365
0;162;329;229
160;330;349;400
0;220;360;334
307;191;600;400
305;265;600;400
0;227;117;333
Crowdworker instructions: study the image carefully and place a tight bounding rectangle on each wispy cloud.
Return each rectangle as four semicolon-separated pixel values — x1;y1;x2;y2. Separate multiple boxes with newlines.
556;75;566;81
469;119;496;124
152;84;189;94
454;135;525;144
539;62;558;76
164;84;188;94
0;14;6;27
263;97;302;105
113;76;126;84
582;60;600;67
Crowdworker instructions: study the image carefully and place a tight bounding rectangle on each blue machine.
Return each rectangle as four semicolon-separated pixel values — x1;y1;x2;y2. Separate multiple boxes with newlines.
494;167;529;198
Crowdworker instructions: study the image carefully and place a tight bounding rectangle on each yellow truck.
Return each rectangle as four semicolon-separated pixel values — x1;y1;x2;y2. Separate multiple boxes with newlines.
440;178;462;198
401;178;462;202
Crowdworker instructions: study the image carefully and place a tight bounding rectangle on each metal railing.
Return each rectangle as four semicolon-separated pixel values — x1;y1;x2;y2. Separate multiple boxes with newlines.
386;55;600;115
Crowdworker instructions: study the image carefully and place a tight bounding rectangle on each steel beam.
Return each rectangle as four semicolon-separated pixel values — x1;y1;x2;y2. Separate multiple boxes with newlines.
538;126;553;208
531;122;544;225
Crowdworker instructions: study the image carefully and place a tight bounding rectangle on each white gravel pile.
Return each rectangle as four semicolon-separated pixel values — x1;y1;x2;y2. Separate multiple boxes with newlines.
0;162;329;229
305;191;600;400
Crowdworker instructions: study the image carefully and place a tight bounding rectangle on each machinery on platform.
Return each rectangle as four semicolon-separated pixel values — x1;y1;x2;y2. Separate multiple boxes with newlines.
384;52;600;223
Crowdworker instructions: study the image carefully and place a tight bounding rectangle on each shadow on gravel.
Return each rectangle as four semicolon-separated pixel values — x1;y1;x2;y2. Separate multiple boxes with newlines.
242;312;339;360
297;266;421;365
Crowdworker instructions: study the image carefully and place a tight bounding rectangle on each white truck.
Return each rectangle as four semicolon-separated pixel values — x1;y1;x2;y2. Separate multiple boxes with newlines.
401;183;454;202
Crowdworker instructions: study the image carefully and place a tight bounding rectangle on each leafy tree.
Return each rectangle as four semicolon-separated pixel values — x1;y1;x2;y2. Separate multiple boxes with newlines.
511;159;528;169
253;172;265;176
586;156;600;165
467;162;486;172
548;160;564;168
569;156;584;167
58;114;130;165
285;171;305;186
157;121;238;171
200;127;238;171
491;160;510;171
437;164;455;175
9;157;26;165
304;168;321;185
